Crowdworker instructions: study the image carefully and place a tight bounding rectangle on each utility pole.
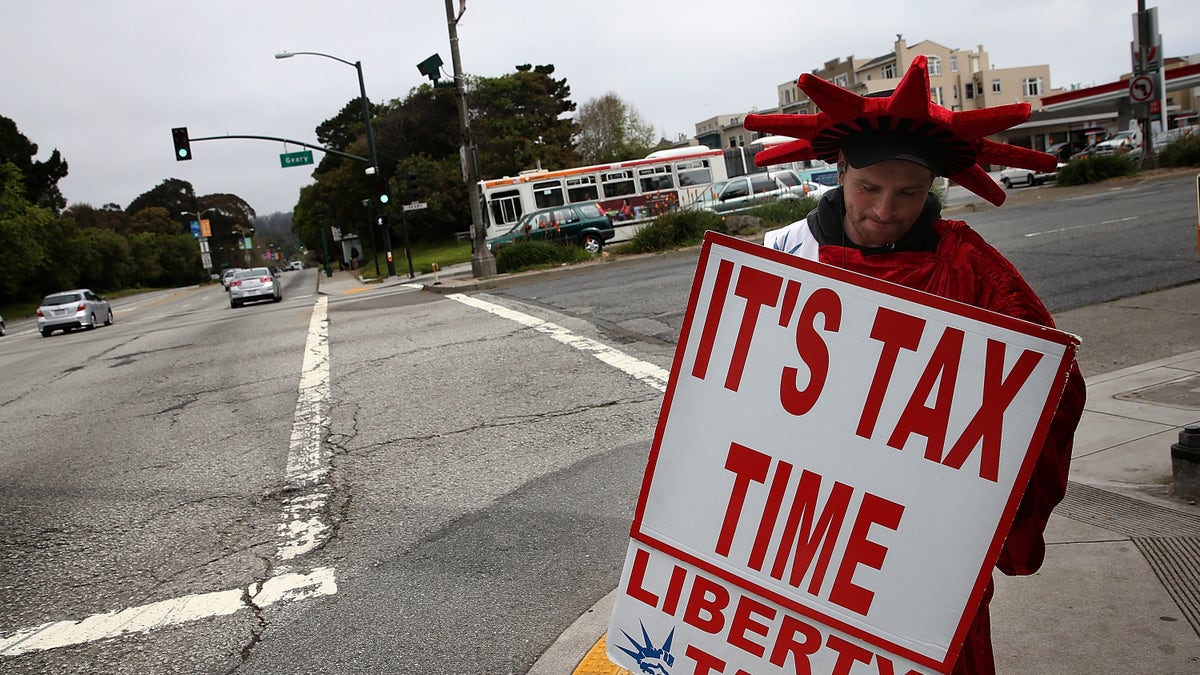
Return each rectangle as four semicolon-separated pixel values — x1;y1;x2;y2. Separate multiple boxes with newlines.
1133;1;1162;170
444;0;496;278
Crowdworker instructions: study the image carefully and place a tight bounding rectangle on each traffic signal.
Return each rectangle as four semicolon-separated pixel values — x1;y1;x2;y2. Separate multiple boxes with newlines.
172;127;192;161
406;172;418;198
417;54;443;81
377;177;390;204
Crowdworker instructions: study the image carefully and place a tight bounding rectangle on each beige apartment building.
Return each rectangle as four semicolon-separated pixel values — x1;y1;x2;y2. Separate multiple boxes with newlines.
697;36;1055;151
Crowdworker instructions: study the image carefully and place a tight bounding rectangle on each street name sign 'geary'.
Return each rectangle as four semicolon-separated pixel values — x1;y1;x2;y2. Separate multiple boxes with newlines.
607;232;1078;674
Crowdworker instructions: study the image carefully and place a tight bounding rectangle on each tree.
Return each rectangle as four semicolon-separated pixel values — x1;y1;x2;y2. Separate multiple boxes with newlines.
0;114;68;213
64;203;131;234
0;162;52;301
574;93;657;164
126;178;200;233
128;206;181;236
469;64;578;178
294;64;579;244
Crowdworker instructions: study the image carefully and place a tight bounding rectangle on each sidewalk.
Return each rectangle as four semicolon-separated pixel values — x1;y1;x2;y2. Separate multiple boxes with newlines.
312;261;475;296
313;252;1200;674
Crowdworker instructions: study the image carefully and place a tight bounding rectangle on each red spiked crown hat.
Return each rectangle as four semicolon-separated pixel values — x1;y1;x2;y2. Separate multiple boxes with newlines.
743;55;1058;206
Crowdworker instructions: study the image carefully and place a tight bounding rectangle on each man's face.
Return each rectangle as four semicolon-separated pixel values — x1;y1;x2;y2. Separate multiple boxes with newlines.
840;158;935;248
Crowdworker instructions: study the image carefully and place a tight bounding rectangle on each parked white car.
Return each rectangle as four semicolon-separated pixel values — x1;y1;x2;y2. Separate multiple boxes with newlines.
686;172;819;215
999;163;1066;189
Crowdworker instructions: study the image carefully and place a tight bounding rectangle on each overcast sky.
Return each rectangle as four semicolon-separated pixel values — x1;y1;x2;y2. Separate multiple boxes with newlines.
3;1;1198;217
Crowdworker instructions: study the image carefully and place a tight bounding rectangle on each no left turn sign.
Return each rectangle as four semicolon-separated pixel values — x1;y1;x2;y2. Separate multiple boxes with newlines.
1130;75;1155;103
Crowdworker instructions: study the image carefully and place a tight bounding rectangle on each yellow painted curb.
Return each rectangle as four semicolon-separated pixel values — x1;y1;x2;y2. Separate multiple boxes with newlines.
572;635;630;675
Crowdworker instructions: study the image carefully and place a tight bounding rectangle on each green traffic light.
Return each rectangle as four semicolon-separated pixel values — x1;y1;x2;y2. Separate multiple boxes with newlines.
380;194;389;204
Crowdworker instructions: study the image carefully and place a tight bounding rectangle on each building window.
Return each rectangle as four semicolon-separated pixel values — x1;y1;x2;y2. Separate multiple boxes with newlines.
992;79;1001;94
926;56;942;76
950;55;958;72
965;82;974;99
932;86;944;106
882;63;895;78
1022;77;1044;97
834;73;849;88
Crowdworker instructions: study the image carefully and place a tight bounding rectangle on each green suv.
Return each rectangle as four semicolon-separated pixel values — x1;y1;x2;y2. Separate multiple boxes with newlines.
486;203;615;254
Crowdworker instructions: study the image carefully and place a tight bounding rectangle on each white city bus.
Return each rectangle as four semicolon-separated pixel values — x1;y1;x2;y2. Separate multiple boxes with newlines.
479;146;730;241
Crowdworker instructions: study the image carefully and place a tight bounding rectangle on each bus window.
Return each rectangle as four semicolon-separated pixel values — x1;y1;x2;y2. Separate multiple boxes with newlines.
533;179;566;209
676;160;712;187
638;165;675;192
489;189;523;228
601;170;636;198
566;175;599;203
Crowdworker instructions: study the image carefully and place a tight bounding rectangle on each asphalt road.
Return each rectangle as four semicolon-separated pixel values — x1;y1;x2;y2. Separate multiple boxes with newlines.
1;171;1196;673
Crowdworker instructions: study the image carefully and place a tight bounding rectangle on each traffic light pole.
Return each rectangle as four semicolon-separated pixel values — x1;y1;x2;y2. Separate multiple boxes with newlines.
275;50;395;277
354;62;395;278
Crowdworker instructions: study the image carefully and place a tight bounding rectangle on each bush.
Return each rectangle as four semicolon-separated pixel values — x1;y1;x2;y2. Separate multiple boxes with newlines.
617;198;821;255
619;210;728;254
1160;134;1200;167
745;197;818;229
493;240;593;274
1057;154;1138;185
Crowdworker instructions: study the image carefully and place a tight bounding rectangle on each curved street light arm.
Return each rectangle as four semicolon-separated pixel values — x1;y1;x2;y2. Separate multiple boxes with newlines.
274;50;356;69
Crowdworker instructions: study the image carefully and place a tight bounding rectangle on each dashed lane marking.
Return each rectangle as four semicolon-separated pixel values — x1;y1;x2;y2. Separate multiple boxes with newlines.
1024;216;1138;238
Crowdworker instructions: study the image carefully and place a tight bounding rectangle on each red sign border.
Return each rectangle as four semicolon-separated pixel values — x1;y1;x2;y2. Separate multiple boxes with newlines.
627;231;1079;672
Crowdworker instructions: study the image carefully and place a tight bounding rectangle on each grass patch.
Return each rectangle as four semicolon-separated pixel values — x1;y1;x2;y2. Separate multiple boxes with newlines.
360;239;473;281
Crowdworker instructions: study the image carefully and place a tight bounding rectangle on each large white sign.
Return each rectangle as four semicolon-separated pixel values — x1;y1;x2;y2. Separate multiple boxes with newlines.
609;232;1077;674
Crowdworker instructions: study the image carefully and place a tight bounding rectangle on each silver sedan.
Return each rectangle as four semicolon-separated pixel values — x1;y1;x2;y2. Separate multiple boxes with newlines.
35;289;113;337
228;267;282;308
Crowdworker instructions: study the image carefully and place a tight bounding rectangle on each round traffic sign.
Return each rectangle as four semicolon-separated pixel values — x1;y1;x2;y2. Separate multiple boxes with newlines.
1129;75;1155;103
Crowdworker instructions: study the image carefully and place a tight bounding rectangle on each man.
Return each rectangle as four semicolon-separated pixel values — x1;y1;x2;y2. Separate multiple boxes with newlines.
744;56;1086;674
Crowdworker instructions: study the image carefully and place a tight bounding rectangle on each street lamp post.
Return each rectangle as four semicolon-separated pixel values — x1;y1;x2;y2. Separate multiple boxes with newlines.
234;226;255;266
276;49;396;277
443;0;497;278
181;207;217;275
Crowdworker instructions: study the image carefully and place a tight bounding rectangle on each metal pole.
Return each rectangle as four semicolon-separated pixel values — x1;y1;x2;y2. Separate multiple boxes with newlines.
401;209;415;279
320;219;332;277
364;199;380;277
444;0;496;278
355;61;396;278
